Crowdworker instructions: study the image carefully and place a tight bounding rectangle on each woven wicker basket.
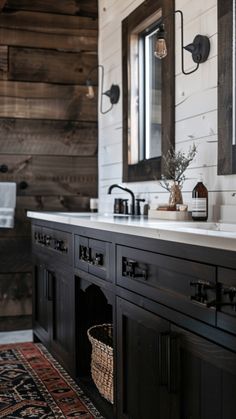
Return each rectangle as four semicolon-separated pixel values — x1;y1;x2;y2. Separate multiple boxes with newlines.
87;323;113;404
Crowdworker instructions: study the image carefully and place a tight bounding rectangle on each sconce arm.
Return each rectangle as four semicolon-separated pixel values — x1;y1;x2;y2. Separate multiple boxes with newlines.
86;64;114;114
174;10;200;75
159;9;202;75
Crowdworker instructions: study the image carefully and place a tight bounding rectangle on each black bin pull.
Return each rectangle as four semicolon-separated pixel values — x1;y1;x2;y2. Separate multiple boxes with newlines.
158;332;179;394
47;270;55;302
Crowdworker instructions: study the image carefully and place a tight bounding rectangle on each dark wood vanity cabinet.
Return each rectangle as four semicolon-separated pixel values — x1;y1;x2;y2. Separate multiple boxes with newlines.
34;262;52;347
32;224;76;376
34;261;75;375
116;241;236;419
117;296;236;419
116;297;175;419
30;218;236;419
175;325;236;419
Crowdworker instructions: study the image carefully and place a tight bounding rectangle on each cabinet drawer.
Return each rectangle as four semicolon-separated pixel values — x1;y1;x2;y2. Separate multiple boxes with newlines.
217;267;236;334
117;245;216;325
75;235;111;281
32;225;72;265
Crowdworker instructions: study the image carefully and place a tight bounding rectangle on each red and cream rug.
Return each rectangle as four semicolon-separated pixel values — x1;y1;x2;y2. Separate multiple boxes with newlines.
0;342;103;418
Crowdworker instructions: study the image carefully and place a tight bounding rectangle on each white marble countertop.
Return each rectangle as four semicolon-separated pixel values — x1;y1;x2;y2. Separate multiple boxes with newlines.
27;211;236;252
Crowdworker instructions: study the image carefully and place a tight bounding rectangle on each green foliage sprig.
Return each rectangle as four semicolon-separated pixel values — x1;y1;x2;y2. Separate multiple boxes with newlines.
160;144;197;192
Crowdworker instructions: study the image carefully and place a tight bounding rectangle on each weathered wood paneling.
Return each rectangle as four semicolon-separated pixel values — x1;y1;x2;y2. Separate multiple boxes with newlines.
0;46;8;73
16;181;98;197
0;273;32;316
1;155;97;177
0;156;98;196
0;28;98;51
0;209;31;238
9;47;98;85
17;196;91;212
0;10;98;33
0;238;31;273
0;119;98;156
5;0;98;17
0;81;97;121
0;0;98;330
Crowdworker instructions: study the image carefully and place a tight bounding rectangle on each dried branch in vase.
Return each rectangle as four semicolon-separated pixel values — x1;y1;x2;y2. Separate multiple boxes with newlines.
160;143;197;191
159;144;197;207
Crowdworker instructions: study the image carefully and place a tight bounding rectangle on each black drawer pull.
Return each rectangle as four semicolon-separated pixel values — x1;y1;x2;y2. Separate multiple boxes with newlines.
223;286;236;302
80;245;90;262
190;280;215;289
91;252;104;266
122;258;148;280
190;280;216;305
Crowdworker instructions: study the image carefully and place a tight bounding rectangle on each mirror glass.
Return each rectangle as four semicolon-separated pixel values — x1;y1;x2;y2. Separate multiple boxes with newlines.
129;20;162;165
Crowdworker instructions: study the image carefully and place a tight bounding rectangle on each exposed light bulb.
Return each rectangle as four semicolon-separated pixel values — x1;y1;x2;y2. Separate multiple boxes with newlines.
154;38;168;59
86;85;95;99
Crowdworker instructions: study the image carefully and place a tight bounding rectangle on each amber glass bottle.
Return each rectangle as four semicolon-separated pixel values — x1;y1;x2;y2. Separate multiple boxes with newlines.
192;176;208;221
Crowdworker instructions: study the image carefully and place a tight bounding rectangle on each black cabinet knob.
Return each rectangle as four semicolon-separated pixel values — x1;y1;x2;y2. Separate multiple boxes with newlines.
19;181;28;190
0;164;8;173
92;253;104;266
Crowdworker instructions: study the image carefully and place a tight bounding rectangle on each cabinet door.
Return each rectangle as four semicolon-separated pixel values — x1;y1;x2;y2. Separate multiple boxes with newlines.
51;267;75;375
173;325;236;419
33;264;52;347
116;297;177;419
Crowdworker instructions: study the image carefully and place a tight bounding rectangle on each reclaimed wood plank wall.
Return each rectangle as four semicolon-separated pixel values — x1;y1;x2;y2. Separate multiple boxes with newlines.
0;0;98;330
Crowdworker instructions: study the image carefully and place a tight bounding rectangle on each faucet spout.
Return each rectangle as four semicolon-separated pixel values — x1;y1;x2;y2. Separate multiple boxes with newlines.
108;184;135;216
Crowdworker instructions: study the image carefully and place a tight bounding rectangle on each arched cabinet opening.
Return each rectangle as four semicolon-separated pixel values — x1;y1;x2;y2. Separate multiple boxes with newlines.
76;278;114;418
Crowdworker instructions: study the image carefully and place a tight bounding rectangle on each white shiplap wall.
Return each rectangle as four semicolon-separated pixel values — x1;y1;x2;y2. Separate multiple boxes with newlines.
98;0;236;218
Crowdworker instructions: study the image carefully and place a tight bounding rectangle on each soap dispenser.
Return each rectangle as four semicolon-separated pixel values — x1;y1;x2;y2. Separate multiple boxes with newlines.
192;174;208;221
135;198;145;216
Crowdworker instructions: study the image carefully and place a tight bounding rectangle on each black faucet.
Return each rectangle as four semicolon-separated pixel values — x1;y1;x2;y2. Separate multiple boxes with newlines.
108;184;135;216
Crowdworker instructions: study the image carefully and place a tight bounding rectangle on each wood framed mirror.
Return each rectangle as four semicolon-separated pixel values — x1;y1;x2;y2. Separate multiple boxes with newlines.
218;0;236;174
122;0;175;182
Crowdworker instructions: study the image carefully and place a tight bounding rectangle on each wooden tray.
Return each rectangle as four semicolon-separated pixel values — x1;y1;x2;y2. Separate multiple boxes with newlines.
148;209;191;221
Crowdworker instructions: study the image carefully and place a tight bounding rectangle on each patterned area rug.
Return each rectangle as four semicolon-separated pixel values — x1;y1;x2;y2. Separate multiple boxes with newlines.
0;342;103;418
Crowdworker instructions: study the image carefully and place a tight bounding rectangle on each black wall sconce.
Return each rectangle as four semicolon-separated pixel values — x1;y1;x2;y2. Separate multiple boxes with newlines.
86;64;120;114
155;9;210;75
